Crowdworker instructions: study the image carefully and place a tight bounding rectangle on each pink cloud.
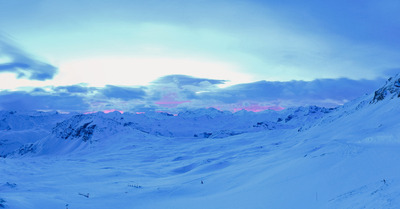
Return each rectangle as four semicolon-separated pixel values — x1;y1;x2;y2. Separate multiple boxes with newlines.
83;109;124;114
155;93;191;108
103;109;124;114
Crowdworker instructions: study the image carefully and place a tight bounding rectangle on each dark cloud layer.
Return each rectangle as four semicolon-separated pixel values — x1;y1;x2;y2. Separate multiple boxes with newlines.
53;85;92;93
0;37;58;80
0;75;391;112
148;74;226;102
0;91;88;111
100;85;146;100
196;78;386;107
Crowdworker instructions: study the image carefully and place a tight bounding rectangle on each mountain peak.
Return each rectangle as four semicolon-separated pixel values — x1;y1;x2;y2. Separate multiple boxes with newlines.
371;74;400;103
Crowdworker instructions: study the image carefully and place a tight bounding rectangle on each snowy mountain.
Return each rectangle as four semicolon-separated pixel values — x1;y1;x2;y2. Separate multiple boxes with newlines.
0;111;73;157
371;74;400;103
0;105;332;157
1;75;400;208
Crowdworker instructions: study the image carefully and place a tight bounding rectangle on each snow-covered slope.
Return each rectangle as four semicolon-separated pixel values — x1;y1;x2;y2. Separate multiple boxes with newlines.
0;111;73;157
1;75;400;209
6;106;331;156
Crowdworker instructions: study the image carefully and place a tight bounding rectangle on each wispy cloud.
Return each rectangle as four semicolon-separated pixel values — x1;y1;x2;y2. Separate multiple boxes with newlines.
1;1;399;85
152;74;226;87
0;36;58;80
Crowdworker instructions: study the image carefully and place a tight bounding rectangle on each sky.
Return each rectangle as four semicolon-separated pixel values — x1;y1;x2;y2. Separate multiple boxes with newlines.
0;0;400;113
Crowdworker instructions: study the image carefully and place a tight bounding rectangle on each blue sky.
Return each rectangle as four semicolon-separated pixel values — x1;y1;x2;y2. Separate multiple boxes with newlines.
0;0;399;112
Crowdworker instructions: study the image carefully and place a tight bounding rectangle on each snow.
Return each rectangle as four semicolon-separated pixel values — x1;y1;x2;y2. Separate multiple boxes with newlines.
1;75;400;208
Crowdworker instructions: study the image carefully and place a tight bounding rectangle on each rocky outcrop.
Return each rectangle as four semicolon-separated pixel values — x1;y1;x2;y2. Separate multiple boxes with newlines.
51;114;121;143
371;74;400;103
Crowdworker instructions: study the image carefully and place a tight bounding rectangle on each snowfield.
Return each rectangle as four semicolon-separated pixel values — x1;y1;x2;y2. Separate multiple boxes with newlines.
1;75;400;209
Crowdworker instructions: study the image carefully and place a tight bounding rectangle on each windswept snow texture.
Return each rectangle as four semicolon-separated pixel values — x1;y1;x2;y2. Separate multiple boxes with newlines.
2;75;400;208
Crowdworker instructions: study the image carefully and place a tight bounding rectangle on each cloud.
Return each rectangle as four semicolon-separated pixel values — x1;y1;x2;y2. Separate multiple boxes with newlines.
2;1;399;85
383;68;400;78
154;93;191;108
0;36;58;80
0;91;89;112
0;75;389;113
152;74;226;87
0;84;148;112
148;74;226;108
100;85;146;100
53;85;92;93
195;78;387;108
